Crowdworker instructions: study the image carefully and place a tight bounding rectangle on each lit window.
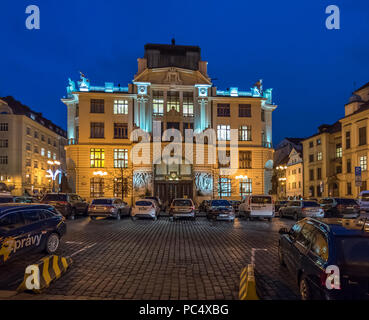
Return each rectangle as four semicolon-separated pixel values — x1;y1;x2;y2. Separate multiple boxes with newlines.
153;91;164;116
360;155;367;171
317;152;322;161
335;144;342;159
114;100;128;115
217;125;230;141
114;149;128;168
239;178;252;197
218;177;231;197
41;148;45;156
90;148;105;168
90;178;104;198
167;92;180;112
239;126;252;141
183;92;194;117
53;153;56;160
47;151;51;158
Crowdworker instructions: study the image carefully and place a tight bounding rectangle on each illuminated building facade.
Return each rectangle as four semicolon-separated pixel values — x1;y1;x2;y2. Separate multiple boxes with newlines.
62;42;277;205
0;97;67;196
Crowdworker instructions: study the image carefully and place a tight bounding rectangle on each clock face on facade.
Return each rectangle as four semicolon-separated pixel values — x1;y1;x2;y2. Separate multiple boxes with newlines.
139;86;146;94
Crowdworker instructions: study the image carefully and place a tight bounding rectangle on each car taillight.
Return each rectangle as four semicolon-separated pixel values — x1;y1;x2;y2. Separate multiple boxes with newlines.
57;201;68;205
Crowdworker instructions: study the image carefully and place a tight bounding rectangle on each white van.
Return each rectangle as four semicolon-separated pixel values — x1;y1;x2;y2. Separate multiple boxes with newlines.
239;195;274;221
358;191;369;213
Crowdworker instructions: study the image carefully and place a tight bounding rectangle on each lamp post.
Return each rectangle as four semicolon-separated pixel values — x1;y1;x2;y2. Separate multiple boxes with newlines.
46;160;61;192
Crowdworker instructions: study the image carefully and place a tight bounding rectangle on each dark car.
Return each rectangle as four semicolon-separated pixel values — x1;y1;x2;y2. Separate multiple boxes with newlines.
0;204;66;264
206;199;235;221
278;217;369;300
199;200;210;213
41;193;89;219
319;198;360;219
229;200;241;213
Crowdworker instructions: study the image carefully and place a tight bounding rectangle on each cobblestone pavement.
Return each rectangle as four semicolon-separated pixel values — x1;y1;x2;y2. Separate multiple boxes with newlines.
0;215;299;300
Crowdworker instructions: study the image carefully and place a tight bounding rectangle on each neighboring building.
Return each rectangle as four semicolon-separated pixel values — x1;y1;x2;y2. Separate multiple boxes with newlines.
302;80;369;199
286;148;303;199
272;137;304;199
0;97;67;196
62;41;277;205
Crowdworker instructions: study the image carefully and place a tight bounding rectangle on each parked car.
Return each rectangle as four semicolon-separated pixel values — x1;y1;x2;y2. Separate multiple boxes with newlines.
144;196;163;211
206;199;235;221
0;204;67;264
275;200;288;215
278;217;369;300
199;200;211;213
88;198;130;220
14;196;38;204
40;193;89;219
239;195;274;221
358;191;369;213
319;198;360;219
169;198;196;220
279;200;324;220
131;199;159;220
0;192;14;204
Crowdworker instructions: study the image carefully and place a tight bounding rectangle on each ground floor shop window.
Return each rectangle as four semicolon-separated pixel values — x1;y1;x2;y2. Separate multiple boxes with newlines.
90;178;104;198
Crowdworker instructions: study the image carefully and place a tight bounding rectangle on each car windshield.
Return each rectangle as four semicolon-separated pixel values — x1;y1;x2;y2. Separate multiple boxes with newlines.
360;193;369;201
135;201;152;206
92;199;112;205
42;194;67;201
336;237;369;267
336;198;358;205
320;199;333;204
0;197;13;203
173;199;192;206
145;197;158;201
211;200;230;206
303;201;320;207
251;196;272;204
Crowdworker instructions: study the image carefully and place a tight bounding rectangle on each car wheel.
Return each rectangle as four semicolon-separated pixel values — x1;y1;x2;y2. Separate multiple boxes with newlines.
299;276;312;300
278;245;285;266
45;233;60;254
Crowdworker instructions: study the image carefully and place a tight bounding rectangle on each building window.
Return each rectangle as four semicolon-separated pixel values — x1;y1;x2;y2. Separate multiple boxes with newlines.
345;131;351;149
90;148;105;168
239;104;251;117
317;168;322;180
218;177;231;197
75;104;79;117
217;104;230;117
26;143;31;151
114;149;128;168
0;123;9;132
317;152;322;161
34;146;38;153
360;155;367;171
183;92;194;117
90;99;105;113
34;160;38;168
114;123;128;139
0;156;8;165
90;122;104;138
167;92;180;112
239;151;252;169
309;186;315;197
114;178;128;198
217;125;230;141
317;139;321;145
41;148;45;156
317;185;322;197
218;150;230;168
153;91;164;116
239;126;252;141
336;143;342;158
336;165;342;174
113;100;128;115
47;151;51;158
53;141;56;147
261;110;265;122
90;178;104;198
347;159;351;173
359;127;367;146
347;182;352;195
41;135;45;142
239;178;252;197
26;158;31;166
48;138;51;145
309;141;313;148
53;153;56;160
0;139;8;148
309;154;314;163
309;169;314;181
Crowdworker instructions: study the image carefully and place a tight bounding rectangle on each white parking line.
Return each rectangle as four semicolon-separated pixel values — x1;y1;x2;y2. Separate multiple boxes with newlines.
70;243;97;257
65;241;85;245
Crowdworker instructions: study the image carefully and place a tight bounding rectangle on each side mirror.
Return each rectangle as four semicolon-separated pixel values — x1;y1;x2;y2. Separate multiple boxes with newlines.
279;227;289;235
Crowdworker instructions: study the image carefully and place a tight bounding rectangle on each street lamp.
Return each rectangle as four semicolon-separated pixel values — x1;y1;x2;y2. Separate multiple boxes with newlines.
46;160;61;192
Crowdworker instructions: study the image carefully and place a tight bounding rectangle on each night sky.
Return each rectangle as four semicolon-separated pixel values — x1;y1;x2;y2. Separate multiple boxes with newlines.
1;0;368;144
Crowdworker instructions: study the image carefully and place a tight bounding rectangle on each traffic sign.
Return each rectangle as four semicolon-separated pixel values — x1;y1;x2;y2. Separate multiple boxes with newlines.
355;166;362;187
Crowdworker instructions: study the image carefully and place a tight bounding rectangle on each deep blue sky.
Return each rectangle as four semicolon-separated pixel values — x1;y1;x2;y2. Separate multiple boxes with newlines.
1;0;368;144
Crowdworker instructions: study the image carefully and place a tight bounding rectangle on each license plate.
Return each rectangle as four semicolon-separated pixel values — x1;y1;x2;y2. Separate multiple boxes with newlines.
139;207;146;211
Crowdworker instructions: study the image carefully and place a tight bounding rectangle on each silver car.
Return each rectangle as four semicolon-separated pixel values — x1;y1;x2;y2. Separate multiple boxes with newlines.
169;198;196;220
279;200;324;220
88;198;130;220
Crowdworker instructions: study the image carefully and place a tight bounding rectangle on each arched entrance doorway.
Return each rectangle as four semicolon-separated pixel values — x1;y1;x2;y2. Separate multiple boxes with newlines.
153;159;193;206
